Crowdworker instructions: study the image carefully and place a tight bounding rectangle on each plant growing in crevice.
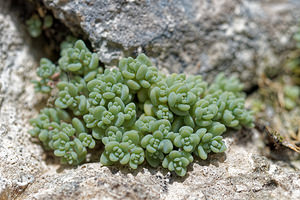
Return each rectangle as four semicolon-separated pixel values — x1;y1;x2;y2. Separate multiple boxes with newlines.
29;39;254;176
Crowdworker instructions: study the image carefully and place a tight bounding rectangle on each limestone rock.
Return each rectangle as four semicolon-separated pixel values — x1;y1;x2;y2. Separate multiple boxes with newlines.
15;131;300;200
42;0;300;88
0;2;47;199
1;1;300;200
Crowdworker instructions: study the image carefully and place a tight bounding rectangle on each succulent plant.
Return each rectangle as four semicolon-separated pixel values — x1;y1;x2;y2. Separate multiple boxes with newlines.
195;129;227;160
26;14;54;38
162;150;193;176
119;54;161;91
283;85;300;110
32;58;58;93
29;42;253;175
26;14;42;38
173;126;200;152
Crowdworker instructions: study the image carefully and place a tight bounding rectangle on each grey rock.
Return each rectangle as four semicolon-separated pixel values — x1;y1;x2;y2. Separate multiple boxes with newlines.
1;0;300;200
42;0;300;89
0;2;47;200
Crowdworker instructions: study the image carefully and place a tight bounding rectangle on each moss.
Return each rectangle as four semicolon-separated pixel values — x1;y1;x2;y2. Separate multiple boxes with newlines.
29;39;253;176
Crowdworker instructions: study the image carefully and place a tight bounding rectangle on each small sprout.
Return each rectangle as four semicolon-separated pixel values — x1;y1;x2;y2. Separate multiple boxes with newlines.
173;126;200;152
26;14;42;38
43;15;53;29
100;141;130;165
37;58;56;78
283;85;300;110
129;147;145;169
102;126;123;144
167;81;197;116
26;14;54;38
135;115;156;133
32;58;57;93
119;54;161;91
195;130;227;160
79;133;95;148
208;73;244;95
162;150;193;176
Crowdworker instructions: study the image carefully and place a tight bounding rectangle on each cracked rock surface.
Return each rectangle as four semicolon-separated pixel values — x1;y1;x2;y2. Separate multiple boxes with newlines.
42;0;300;89
0;0;300;200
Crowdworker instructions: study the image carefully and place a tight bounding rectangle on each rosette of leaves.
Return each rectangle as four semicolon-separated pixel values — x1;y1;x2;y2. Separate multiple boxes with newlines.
195;130;227;160
52;132;87;165
216;92;254;128
173;126;200;152
162;150;193;176
166;73;186;87
100;126;123;144
50;118;93;165
167;75;198;116
29;108;72;148
26;14;42;38
149;81;169;106
101;130;145;169
29;108;92;165
101;143;132;167
26;14;53;38
192;97;219;127
283;85;300;110
84;97;136;139
32;58;57;93
60;36;78;56
128;146;145;169
193;90;253;129
119;53;161;91
55;81;89;116
153;104;174;121
208;73;244;96
141;123;174;167
58;40;100;80
134;115;157;134
150;119;173;138
29;113;52;148
185;75;207;97
87;69;132;106
37;58;56;79
78;132;96;149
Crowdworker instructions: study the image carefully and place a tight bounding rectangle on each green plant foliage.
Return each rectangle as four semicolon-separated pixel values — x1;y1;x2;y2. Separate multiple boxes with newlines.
26;14;42;38
119;54;161;91
162;150;193;176
43;15;53;29
29;41;254;176
32;58;57;93
283;85;300;110
58;40;101;78
26;14;54;38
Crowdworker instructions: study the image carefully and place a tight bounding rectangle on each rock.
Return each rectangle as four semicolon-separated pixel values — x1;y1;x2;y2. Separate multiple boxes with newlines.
0;2;48;200
42;0;300;89
1;1;300;200
15;131;300;200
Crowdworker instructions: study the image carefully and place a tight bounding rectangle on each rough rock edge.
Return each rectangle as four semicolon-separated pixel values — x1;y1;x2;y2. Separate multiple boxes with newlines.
42;0;300;89
1;1;300;200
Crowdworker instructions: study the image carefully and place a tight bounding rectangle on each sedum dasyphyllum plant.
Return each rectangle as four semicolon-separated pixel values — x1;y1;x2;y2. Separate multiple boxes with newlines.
29;39;254;176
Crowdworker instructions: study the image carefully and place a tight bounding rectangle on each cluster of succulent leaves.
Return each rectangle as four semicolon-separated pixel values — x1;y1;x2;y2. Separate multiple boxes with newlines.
284;27;300;109
26;14;53;38
29;39;254;176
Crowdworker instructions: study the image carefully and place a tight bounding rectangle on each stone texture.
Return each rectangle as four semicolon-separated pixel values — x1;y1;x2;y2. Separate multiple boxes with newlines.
1;1;300;200
14;131;300;200
42;0;300;89
0;2;48;200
